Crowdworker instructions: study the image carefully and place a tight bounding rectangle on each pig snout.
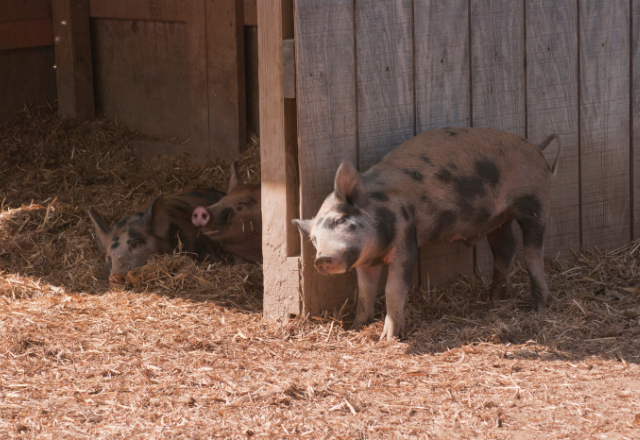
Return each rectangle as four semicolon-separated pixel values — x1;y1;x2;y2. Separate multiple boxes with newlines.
315;254;339;274
192;207;210;227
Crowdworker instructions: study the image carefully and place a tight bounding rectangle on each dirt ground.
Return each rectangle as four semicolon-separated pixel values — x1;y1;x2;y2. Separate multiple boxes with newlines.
1;111;639;439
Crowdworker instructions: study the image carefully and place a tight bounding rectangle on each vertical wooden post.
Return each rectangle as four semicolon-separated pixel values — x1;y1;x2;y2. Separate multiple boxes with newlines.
52;0;94;121
207;0;247;162
258;0;302;319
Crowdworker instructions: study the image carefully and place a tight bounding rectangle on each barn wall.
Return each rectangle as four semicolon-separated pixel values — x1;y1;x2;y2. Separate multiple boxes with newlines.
292;0;639;315
0;1;56;121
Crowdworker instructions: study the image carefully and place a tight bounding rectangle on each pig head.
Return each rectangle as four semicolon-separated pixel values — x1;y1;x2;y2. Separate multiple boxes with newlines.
192;161;262;263
89;188;225;283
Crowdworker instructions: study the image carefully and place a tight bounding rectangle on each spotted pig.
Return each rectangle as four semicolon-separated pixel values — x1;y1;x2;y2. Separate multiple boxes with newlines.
191;161;262;264
293;127;562;341
88;188;226;283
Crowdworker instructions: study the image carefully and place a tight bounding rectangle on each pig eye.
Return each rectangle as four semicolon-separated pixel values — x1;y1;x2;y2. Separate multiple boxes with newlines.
238;198;249;206
129;238;145;250
336;217;347;226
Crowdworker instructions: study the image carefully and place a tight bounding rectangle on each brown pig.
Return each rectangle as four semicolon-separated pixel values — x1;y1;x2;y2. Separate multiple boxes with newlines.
191;161;262;263
292;127;561;341
88;188;226;283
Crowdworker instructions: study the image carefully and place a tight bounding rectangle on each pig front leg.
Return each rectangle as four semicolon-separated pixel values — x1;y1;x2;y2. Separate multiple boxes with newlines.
352;265;382;330
380;232;418;340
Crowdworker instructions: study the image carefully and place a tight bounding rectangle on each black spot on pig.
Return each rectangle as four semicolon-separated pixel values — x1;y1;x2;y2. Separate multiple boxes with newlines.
402;224;418;283
323;217;334;230
173;205;190;215
457;202;491;224
475;158;500;187
128;229;143;240
401;205;410;221
446;131;457;136
374;207;396;249
430;210;457;241
336;203;360;216
512;195;545;247
420;155;432;165
111;237;120;249
349;224;357;231
344;247;362;271
403;169;423;182
237;207;243;211
436;169;452;184
188;190;205;198
216;207;235;226
370;191;389;202
116;217;129;229
511;195;541;217
448;162;458;171
453;176;485;200
363;171;381;185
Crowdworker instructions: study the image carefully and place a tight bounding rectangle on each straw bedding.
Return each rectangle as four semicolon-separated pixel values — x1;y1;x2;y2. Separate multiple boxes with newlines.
1;110;639;439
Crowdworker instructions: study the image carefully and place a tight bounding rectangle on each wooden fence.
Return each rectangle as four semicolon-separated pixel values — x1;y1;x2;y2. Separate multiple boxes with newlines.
260;0;640;318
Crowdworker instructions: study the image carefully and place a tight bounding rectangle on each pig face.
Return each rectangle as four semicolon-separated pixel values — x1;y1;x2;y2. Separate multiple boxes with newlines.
88;195;174;282
192;161;261;245
293;161;378;275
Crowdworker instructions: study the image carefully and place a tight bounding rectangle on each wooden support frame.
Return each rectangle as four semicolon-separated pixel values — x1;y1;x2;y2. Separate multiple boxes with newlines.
52;0;95;121
258;0;302;319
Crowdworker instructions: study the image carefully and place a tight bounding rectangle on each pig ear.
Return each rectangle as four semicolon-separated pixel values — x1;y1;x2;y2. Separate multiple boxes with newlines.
292;219;312;237
88;207;111;253
142;195;170;237
334;160;369;208
228;160;241;194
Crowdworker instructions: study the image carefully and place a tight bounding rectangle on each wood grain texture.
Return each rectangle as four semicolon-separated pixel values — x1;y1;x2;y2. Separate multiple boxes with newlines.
634;0;640;240
0;46;57;121
0;19;53;51
244;0;257;26
0;0;51;23
414;0;473;284
259;0;301;319
356;0;414;171
52;0;95;121
470;0;526;277
295;0;358;315
206;0;247;162
88;0;187;22
244;26;260;137
91;19;189;139
526;0;579;258
186;0;210;164
579;0;630;251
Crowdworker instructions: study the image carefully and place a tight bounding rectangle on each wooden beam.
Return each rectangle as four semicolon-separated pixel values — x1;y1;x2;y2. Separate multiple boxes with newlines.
244;0;257;26
259;0;301;319
0;0;52;24
206;0;247;162
0;19;54;51
52;0;95;121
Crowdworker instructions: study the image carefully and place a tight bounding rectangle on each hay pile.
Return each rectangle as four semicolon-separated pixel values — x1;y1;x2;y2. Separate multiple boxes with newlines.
1;110;639;439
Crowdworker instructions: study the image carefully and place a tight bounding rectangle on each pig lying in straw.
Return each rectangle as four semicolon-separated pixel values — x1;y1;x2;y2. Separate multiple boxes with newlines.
89;188;226;284
191;161;262;264
293;127;561;340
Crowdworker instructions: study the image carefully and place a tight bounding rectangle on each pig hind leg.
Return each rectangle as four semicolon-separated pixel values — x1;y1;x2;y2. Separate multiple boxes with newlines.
486;218;516;301
512;197;550;311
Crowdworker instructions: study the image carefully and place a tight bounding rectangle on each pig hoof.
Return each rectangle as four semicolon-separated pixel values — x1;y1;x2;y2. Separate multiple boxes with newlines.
350;318;371;332
379;316;404;341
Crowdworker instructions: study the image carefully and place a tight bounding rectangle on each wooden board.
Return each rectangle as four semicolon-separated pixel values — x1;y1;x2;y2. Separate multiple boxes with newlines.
52;0;95;121
634;0;640;240
0;19;53;51
470;0;526;278
0;0;51;23
244;26;260;136
579;0;630;251
356;0;414;171
526;0;580;259
259;0;302;319
414;0;473;285
88;0;187;22
206;0;247;162
0;46;57;121
295;0;358;315
91;18;189;139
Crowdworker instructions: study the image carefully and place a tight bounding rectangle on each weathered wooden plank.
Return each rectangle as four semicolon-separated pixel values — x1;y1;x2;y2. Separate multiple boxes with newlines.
0;0;51;24
88;0;187;22
295;0;358;315
579;0;630;251
356;0;414;171
206;0;247;162
414;0;473;285
260;0;301;319
91;19;189;139
244;0;257;26
470;0;526;278
0;19;53;51
633;0;640;240
0;46;57;121
52;0;95;121
526;0;579;259
244;26;260;137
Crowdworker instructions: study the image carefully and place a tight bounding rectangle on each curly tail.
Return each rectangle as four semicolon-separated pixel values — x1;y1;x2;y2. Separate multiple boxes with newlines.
538;134;562;175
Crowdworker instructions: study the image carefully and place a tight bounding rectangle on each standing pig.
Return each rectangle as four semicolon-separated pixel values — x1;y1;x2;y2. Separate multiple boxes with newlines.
191;161;262;263
88;188;226;283
293;127;561;340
